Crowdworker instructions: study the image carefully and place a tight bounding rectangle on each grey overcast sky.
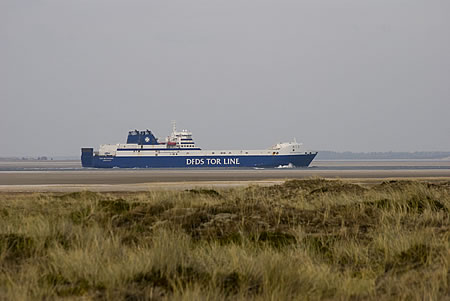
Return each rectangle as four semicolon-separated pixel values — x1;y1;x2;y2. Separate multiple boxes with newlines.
1;0;449;156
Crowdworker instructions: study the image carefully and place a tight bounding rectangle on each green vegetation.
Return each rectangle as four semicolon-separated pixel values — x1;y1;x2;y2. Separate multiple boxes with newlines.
1;179;449;300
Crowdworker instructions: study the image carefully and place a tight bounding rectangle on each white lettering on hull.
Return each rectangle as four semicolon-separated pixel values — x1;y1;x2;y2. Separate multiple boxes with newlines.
186;158;240;166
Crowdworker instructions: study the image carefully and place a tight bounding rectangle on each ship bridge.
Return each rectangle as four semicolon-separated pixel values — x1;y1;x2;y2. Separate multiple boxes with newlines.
166;121;199;149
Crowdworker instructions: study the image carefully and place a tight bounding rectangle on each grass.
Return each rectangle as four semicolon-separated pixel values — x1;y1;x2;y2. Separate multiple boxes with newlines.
0;178;449;300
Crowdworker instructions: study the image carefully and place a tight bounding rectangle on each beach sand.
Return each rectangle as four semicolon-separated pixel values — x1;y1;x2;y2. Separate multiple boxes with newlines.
0;159;449;192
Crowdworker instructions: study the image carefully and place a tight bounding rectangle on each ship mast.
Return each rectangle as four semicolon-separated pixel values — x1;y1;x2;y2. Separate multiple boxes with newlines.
171;120;177;133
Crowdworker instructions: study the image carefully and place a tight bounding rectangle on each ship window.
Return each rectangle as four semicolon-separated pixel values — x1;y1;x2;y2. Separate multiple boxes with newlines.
212;152;215;154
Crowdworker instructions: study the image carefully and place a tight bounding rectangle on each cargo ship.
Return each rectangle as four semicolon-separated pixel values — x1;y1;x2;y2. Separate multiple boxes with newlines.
81;122;317;168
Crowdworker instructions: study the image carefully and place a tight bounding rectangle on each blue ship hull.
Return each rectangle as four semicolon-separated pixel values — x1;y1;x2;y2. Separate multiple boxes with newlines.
82;151;316;168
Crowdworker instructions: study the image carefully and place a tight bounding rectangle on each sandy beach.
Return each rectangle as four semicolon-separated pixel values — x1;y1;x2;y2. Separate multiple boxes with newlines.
0;160;449;192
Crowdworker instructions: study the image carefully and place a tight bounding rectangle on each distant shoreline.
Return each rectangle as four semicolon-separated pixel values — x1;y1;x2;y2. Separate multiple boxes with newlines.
2;150;450;161
314;151;450;160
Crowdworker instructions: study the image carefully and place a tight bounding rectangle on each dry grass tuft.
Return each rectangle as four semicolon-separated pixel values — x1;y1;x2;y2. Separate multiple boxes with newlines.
1;178;449;300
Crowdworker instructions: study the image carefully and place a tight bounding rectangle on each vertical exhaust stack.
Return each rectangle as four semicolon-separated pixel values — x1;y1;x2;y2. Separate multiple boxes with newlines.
81;148;94;167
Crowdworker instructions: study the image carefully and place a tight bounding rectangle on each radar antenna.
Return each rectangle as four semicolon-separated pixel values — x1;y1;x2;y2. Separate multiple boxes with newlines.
171;120;177;133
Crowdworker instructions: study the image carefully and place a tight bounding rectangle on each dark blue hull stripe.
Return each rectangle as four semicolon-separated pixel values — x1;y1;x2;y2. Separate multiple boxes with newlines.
82;154;317;168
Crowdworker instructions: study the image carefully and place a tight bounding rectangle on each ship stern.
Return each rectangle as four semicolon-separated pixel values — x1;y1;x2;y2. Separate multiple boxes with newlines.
81;148;94;167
